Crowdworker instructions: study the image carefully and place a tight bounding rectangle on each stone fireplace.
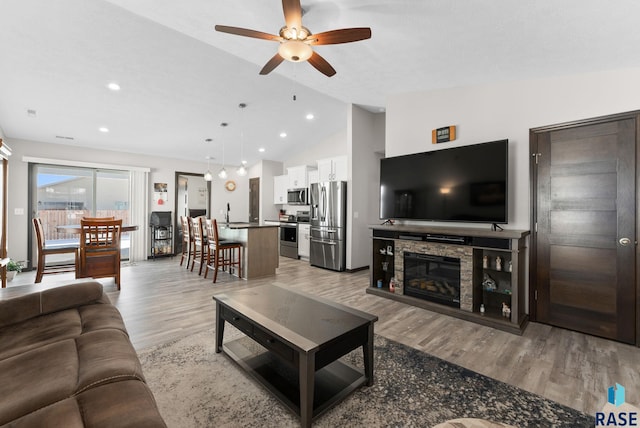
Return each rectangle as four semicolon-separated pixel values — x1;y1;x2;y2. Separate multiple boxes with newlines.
403;252;461;308
394;240;473;312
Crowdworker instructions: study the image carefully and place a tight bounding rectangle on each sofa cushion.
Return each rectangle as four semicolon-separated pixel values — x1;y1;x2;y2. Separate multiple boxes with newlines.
0;309;82;361
75;329;145;393
78;303;127;335
0;297;127;362
5;380;166;428
0;339;79;426
0;281;105;330
0;325;147;425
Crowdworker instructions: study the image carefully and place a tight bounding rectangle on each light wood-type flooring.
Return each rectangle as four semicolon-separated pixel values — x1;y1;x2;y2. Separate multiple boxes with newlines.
6;256;640;416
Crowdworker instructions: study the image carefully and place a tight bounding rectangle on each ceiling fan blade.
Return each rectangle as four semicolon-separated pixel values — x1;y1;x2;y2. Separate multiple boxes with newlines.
259;53;285;75
307;51;336;77
282;0;302;30
215;25;281;41
309;28;372;45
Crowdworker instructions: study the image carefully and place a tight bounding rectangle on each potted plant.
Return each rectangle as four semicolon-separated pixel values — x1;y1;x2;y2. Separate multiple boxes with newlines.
6;259;23;282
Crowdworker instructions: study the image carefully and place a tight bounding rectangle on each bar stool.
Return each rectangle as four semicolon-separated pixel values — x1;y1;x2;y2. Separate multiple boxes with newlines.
189;217;207;275
204;219;242;283
179;216;191;267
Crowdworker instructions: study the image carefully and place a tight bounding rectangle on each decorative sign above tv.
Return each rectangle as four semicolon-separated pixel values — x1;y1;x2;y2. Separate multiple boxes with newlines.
432;125;456;144
379;139;508;224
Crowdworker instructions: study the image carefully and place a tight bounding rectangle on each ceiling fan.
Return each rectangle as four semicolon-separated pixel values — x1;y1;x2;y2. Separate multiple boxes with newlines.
215;0;371;77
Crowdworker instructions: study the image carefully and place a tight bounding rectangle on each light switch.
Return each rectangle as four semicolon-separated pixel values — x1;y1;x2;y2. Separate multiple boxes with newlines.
353;211;359;219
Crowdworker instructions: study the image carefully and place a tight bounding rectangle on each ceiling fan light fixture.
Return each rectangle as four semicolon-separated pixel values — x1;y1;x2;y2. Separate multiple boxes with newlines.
280;26;310;41
278;40;312;62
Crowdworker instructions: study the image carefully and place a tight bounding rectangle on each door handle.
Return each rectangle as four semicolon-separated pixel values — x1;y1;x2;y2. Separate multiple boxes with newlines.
619;237;632;246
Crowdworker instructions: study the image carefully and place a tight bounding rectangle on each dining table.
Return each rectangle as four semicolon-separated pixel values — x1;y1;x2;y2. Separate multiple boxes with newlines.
56;224;139;234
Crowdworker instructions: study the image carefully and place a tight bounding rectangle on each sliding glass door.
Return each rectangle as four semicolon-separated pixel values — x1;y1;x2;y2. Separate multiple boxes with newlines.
31;164;131;263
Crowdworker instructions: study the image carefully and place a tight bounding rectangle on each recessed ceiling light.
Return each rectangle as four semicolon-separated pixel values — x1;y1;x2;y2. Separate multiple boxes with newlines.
99;127;109;133
258;148;265;152
107;82;121;91
279;132;287;138
306;113;314;120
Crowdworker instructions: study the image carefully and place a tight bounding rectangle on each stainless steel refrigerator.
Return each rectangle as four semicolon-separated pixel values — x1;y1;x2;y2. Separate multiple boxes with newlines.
310;181;347;271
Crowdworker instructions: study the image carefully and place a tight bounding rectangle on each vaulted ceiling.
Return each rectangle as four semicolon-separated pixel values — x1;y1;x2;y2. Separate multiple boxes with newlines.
1;0;639;167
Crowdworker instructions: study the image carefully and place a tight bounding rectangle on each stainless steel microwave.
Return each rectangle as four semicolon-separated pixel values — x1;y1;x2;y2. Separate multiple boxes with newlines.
287;188;308;205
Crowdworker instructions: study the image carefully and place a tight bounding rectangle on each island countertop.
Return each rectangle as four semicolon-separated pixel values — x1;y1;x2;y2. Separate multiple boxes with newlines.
218;223;279;279
219;222;279;230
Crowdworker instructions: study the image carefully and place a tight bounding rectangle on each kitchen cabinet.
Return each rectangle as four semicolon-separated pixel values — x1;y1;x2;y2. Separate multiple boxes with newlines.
298;223;310;259
317;156;347;182
273;175;288;204
287;165;315;188
308;169;319;185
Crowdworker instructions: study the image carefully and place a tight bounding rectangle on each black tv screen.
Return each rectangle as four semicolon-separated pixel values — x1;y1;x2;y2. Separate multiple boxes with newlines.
379;140;508;223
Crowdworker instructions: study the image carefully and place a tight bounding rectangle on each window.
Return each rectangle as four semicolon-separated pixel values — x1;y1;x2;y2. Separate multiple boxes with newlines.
31;164;132;261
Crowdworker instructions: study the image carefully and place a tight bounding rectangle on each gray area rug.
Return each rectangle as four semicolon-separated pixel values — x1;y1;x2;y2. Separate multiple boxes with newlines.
138;328;594;427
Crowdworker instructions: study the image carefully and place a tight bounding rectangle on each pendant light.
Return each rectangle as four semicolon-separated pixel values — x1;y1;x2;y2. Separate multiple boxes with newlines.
204;139;213;181
236;103;247;176
218;122;228;179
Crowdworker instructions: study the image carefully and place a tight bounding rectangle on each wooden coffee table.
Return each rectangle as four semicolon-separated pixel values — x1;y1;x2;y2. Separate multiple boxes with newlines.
214;285;378;427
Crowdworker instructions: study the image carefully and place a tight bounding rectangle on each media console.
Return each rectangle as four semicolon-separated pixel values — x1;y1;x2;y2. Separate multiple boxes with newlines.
368;224;530;334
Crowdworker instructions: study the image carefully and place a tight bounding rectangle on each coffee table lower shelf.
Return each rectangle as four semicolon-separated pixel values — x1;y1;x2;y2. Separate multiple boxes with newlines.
223;337;367;422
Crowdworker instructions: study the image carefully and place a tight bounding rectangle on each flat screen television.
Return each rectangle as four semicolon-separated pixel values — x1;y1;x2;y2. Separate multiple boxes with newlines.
379;139;508;223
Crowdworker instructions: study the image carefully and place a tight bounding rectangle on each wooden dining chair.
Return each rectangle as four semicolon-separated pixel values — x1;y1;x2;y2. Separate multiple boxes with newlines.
204;219;242;283
32;218;79;283
77;219;123;289
179;216;191;267
189;217;207;275
81;216;115;221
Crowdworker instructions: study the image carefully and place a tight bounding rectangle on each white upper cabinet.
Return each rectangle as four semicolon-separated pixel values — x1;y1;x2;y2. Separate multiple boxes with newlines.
307;169;319;185
287;165;315;188
317;156;347;182
273;175;288;204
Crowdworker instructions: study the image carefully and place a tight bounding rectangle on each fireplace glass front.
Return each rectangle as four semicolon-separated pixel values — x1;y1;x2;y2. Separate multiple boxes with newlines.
403;252;461;308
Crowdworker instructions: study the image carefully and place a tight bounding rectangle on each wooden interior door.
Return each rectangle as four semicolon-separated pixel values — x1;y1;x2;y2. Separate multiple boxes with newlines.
531;114;638;344
249;177;260;223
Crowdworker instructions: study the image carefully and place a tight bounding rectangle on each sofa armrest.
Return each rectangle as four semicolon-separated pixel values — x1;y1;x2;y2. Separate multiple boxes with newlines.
0;281;106;329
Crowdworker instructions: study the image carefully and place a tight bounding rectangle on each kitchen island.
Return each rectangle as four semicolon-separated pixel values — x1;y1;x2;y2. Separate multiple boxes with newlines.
218;223;279;279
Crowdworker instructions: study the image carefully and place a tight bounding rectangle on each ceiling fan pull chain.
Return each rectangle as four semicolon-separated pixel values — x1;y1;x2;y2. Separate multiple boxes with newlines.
291;64;298;101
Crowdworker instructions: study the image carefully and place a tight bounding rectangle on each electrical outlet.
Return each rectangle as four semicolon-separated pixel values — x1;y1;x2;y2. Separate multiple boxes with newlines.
14;208;24;215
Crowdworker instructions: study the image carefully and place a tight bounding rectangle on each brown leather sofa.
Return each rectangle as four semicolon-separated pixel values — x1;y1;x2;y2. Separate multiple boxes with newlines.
0;280;166;427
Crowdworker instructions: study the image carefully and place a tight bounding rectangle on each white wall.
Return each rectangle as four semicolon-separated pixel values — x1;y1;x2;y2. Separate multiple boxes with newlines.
258;160;284;222
6;138;251;264
386;67;640;230
283;130;348;169
348;106;385;270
